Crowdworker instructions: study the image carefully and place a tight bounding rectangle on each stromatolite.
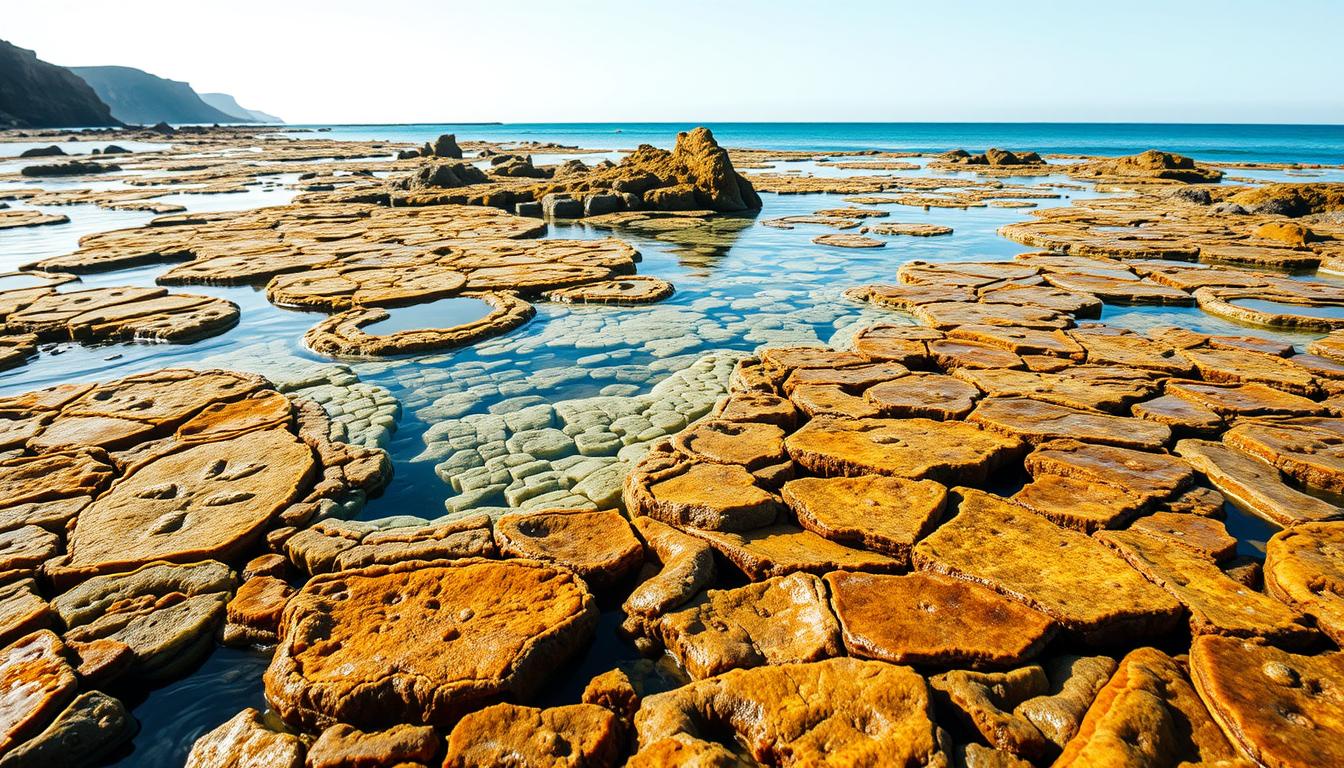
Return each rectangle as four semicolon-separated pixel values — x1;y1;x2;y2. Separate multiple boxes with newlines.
264;558;598;728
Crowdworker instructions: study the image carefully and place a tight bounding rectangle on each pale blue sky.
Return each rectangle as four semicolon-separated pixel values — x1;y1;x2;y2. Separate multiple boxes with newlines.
5;0;1341;124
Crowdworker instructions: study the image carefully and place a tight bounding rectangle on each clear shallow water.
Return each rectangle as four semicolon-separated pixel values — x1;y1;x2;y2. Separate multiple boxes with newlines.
361;296;496;335
1228;297;1344;320
284;122;1344;164
0;124;1339;765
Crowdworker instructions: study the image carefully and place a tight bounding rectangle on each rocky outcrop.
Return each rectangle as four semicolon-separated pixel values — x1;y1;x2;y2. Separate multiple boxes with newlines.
185;708;305;768
940;148;1045;166
395;161;488;190
534;127;761;212
1226;182;1344;216
70;66;237;125
0;39;117;128
1071;149;1224;184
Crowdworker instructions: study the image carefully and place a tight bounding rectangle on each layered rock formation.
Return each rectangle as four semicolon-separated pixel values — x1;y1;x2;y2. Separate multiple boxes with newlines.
0;367;390;764
531;127;763;213
386;126;762;217
1070;149;1224;184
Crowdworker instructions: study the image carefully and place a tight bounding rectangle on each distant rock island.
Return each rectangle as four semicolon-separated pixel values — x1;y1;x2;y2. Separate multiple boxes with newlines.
0;38;118;128
200;92;282;123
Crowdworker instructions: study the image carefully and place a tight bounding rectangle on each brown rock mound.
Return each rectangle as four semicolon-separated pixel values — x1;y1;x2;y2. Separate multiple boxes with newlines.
534;127;761;212
912;489;1183;644
1189;636;1344;768
632;657;946;766
827;571;1055;669
657;572;842;679
264;558;598;729
1226;182;1344;217
1056;647;1239;767
443;702;622;768
1072;150;1224;184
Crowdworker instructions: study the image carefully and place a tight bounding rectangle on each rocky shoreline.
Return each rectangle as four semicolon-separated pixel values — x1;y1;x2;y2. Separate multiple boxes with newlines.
1;124;1343;766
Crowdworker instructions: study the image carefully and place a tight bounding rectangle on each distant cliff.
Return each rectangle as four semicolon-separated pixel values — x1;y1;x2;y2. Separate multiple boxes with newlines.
200;92;281;123
0;39;118;128
70;66;240;125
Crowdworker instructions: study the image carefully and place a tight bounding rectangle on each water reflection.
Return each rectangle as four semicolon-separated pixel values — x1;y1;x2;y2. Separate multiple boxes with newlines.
362;297;496;335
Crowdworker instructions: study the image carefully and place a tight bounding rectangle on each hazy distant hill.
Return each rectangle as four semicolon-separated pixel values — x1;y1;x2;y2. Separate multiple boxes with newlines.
70;65;242;125
200;92;282;123
0;39;118;128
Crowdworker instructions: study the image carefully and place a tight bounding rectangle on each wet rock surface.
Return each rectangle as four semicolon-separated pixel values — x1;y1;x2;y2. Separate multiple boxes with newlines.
263;558;598;729
913;489;1184;643
632;658;945;766
827;570;1055;668
0;365;390;762
657;572;842;678
1190;636;1344;768
5;125;1344;765
443;702;622;768
1056;647;1239;767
